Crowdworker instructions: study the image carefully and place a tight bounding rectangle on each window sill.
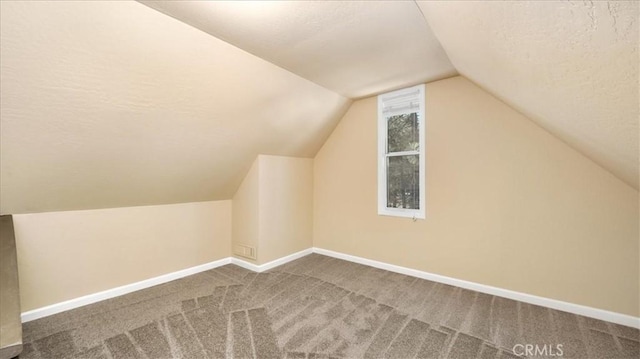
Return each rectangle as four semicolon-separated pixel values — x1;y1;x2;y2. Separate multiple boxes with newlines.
378;208;425;220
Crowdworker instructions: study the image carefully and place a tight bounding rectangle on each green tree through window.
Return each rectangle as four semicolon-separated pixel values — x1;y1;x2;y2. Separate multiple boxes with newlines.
386;113;419;209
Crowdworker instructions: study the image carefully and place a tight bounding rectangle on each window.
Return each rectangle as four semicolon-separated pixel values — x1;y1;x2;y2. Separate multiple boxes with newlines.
378;84;425;219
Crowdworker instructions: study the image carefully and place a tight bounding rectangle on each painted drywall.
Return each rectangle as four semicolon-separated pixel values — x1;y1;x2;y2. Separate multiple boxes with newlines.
258;155;313;264
313;76;640;316
232;157;261;262
418;1;639;189
4;0;635;221
0;0;349;214
232;155;314;265
140;1;456;98
13;201;231;311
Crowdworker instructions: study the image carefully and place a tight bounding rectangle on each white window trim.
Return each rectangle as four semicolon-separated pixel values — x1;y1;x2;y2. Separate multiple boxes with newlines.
377;84;426;219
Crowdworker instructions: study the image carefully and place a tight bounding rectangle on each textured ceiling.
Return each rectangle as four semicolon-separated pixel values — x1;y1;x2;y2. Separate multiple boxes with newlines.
418;0;639;189
1;0;637;214
0;1;349;214
139;0;457;98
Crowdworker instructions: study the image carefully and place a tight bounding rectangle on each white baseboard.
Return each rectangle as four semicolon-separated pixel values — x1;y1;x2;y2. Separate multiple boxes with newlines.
232;248;313;273
21;249;312;322
21;257;232;323
312;247;640;329
21;247;640;329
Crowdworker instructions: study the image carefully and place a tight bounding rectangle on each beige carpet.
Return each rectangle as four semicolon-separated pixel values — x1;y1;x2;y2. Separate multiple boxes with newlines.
20;254;639;358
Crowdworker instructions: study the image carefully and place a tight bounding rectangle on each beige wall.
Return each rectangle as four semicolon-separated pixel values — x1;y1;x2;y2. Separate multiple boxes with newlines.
313;76;640;316
258;155;313;264
232;155;314;265
232;158;261;261
11;75;637;317
14;201;231;311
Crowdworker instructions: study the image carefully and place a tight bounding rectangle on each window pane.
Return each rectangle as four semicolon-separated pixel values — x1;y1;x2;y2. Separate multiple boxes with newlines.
387;155;420;209
387;113;419;153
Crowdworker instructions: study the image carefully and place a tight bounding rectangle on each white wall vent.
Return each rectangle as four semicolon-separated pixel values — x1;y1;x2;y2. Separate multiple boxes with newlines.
233;244;256;260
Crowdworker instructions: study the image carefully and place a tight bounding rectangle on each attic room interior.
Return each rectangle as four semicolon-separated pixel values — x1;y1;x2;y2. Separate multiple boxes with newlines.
0;0;638;358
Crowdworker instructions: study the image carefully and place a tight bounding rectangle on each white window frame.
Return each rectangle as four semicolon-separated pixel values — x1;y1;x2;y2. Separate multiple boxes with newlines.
377;84;426;219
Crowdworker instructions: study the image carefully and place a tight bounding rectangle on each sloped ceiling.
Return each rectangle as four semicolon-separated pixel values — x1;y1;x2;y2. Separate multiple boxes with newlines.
1;1;637;214
418;0;639;189
139;0;457;98
0;1;349;214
